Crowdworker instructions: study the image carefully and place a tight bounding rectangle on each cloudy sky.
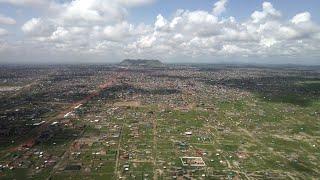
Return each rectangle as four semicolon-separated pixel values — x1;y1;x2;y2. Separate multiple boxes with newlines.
0;0;319;64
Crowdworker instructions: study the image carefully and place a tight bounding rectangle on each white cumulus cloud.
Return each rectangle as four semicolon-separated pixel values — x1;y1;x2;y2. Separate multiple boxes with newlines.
291;12;311;24
251;2;281;23
0;14;16;25
0;28;9;36
103;22;134;41
213;0;228;16
0;0;318;64
21;18;53;36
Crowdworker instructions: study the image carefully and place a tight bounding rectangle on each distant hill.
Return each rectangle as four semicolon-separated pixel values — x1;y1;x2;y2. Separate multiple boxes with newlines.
119;59;164;67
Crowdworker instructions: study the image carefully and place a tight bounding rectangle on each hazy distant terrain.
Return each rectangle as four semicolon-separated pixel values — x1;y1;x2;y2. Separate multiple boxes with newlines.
119;59;164;67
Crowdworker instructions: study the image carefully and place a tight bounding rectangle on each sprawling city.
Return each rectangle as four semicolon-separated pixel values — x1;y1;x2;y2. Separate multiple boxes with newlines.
0;61;319;179
0;0;320;179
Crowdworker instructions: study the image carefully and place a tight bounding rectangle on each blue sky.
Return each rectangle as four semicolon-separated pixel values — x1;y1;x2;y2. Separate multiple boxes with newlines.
0;0;319;64
130;0;320;24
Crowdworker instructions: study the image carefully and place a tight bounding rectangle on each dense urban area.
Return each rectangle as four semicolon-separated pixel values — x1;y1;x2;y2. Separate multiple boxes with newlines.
0;60;319;179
